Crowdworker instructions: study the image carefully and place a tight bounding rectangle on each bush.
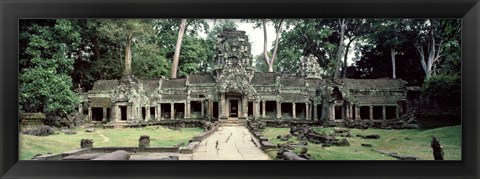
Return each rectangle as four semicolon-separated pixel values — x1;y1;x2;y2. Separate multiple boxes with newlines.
422;74;461;107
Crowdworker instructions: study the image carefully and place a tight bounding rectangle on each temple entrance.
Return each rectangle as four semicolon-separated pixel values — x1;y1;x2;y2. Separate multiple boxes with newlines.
229;99;238;117
120;106;127;121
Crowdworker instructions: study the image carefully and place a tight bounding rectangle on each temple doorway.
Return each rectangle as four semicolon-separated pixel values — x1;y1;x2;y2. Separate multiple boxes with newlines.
229;99;238;117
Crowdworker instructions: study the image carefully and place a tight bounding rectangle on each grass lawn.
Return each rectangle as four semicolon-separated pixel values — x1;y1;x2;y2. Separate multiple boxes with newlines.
19;126;203;160
263;125;461;160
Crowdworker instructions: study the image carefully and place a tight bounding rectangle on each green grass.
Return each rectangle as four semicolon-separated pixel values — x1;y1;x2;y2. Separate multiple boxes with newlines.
262;125;461;160
19;126;203;160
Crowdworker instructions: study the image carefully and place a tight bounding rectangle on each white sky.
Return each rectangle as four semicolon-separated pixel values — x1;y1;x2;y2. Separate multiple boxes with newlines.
199;19;356;65
201;19;276;57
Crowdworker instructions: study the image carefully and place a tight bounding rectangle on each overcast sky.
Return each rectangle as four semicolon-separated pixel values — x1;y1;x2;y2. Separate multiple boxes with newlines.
201;19;276;57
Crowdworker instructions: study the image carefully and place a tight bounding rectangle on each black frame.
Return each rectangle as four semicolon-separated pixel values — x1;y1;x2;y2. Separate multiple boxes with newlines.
1;0;479;178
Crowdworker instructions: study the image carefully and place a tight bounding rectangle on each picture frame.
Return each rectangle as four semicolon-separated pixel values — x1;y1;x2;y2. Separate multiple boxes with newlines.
1;0;479;178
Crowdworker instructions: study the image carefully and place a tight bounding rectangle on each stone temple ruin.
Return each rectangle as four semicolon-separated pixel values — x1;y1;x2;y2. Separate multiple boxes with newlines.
78;30;410;128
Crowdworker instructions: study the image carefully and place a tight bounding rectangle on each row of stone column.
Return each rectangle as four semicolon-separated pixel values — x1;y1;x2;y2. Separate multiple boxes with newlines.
330;105;400;120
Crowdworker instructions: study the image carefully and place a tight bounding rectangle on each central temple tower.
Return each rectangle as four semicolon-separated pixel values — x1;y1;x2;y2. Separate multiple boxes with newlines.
212;30;256;120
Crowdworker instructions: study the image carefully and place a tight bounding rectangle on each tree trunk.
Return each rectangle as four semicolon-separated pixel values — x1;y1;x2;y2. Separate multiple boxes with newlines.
123;31;132;76
334;19;346;79
342;38;354;78
262;19;272;72
170;19;187;79
263;19;284;72
390;48;396;79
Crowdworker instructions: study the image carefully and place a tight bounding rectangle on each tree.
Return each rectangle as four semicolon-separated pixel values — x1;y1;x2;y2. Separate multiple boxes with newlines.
245;19;286;72
19;19;81;116
415;19;460;78
95;19;156;77
333;19;348;79
171;19;187;78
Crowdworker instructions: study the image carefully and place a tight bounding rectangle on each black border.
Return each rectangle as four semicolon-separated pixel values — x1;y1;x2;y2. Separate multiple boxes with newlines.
1;0;479;178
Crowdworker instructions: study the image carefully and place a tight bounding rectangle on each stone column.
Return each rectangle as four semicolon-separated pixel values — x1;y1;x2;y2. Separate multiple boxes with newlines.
342;105;350;120
127;105;132;120
262;100;266;118
146;106;151;121
220;94;226;119
396;106;400;119
87;107;92;121
102;108;107;122
313;103;318;121
369;106;373;120
242;97;248;118
115;106;120;122
208;99;213;119
78;104;83;114
292;103;296;119
382;106;386;120
355;106;361;120
330;105;335;120
158;104;162;120
276;101;281;119
200;101;205;118
185;102;190;119
306;103;310;120
170;103;174;120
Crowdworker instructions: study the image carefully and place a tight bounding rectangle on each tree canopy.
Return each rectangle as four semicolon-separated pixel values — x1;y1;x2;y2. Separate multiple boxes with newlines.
19;18;461;115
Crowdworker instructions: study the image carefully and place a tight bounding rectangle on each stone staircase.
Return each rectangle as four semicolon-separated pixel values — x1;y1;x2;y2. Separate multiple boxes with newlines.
219;119;247;126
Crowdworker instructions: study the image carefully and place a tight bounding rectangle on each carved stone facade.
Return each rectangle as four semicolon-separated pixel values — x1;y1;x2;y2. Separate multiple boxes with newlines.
81;30;408;125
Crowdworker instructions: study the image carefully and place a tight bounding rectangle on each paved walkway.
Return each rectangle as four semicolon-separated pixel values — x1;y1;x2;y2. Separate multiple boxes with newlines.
188;126;270;160
129;126;271;160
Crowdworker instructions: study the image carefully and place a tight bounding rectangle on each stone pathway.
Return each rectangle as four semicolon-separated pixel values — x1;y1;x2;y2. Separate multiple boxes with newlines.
187;126;270;160
130;126;271;160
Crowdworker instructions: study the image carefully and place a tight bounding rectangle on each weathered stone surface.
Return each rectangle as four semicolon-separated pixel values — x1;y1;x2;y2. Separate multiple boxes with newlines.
80;139;93;148
22;125;54;136
282;151;307;160
63;130;77;135
92;150;130;160
63;153;104;160
85;128;95;132
333;138;350;146
431;136;444;160
139;135;150;148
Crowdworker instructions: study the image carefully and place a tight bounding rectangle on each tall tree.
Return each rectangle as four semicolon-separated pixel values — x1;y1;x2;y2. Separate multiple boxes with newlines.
171;19;187;78
19;19;81;116
333;19;348;79
262;19;284;72
245;19;286;72
414;19;460;78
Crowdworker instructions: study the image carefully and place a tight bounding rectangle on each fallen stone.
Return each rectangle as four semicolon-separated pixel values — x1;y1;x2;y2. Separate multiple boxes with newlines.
261;141;276;150
63;153;104;160
361;143;372;147
92;150;130;160
282;151;307;160
64;130;77;135
22;125;55;136
333;138;350;146
85;128;95;132
364;134;380;139
80;139;93;148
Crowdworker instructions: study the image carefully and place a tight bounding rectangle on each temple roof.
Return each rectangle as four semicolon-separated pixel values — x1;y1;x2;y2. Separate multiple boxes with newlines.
281;93;309;101
342;79;406;91
188;73;215;84
161;94;187;101
162;78;186;88
141;80;159;95
251;72;276;85
90;80;117;92
280;76;305;87
353;95;404;105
